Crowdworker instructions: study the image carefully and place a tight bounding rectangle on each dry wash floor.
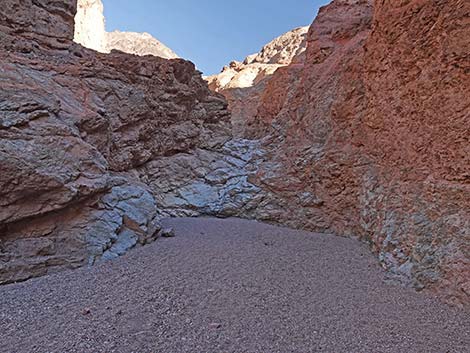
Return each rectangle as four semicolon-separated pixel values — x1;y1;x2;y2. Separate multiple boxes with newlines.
1;217;469;352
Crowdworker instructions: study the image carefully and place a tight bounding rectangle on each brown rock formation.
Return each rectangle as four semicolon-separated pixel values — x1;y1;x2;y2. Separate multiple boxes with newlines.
360;0;470;305
0;0;229;283
74;0;178;58
210;0;469;305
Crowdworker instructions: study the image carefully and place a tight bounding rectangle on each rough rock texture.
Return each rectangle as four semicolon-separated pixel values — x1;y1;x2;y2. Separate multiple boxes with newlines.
0;0;229;283
74;0;106;52
105;31;178;59
206;27;308;137
74;0;178;58
0;0;468;308
360;0;470;306
208;0;469;305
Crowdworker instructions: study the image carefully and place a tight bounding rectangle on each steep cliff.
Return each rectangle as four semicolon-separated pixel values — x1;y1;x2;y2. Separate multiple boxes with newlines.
74;0;178;58
360;0;470;305
0;0;228;283
74;0;106;51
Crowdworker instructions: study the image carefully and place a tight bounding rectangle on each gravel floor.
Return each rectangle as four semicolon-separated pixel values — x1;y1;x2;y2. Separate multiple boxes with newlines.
1;217;469;353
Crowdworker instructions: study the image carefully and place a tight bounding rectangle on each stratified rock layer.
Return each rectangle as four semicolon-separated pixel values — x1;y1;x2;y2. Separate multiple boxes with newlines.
0;0;229;283
74;0;178;58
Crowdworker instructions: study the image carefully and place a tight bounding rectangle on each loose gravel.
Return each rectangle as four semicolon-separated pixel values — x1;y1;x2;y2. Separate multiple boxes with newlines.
1;217;468;353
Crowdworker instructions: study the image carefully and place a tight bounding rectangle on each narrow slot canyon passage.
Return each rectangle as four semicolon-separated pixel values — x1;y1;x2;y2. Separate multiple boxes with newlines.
1;218;469;353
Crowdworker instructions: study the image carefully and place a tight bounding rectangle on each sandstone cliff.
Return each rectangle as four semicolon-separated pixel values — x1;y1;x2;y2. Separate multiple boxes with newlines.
74;0;178;58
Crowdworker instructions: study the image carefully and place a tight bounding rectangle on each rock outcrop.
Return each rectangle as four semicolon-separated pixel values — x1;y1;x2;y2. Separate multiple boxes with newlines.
360;0;470;305
74;0;178;58
0;0;228;283
207;27;308;137
207;0;470;306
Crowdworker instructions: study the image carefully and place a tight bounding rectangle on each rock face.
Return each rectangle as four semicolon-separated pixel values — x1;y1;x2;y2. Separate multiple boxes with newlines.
0;0;468;307
206;27;308;137
360;0;470;305
74;0;106;52
208;0;470;306
0;0;229;283
74;0;178;58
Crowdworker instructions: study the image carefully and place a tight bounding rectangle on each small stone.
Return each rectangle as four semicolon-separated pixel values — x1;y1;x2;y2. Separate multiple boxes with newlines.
209;323;222;329
81;308;91;315
160;227;176;238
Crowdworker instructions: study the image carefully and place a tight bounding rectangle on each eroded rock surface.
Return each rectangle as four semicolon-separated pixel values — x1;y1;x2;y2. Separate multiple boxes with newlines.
0;0;228;283
208;0;470;306
0;0;468;307
74;0;178;58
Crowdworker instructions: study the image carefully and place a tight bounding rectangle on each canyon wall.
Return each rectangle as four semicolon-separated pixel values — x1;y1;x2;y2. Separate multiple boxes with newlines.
0;0;468;306
359;0;469;305
0;0;229;283
74;0;178;58
209;0;470;305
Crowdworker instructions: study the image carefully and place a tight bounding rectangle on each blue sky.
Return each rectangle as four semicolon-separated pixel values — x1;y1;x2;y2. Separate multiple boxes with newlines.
103;0;330;75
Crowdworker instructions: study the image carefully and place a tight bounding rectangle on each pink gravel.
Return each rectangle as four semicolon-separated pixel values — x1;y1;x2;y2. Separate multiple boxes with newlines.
0;217;469;352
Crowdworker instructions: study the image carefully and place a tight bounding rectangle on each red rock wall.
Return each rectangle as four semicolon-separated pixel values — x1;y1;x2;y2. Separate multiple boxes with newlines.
243;0;469;305
248;0;374;234
360;0;470;305
0;0;77;47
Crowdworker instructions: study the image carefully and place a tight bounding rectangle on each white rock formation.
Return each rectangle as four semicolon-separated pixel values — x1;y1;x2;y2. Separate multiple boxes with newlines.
74;0;106;52
207;26;308;91
105;31;178;59
74;0;178;59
